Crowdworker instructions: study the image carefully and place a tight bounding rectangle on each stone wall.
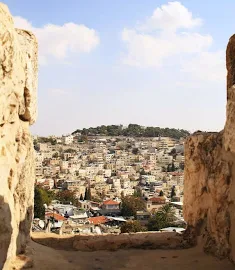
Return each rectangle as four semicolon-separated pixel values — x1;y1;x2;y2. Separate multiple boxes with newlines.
31;231;187;252
0;3;38;269
184;34;235;262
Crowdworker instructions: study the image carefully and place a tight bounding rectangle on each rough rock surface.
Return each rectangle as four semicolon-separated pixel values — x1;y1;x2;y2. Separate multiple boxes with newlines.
184;34;235;263
183;132;232;258
224;34;235;152
0;3;38;269
32;231;187;252
29;239;235;270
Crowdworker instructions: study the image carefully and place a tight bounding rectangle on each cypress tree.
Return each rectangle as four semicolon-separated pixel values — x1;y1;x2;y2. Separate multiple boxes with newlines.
87;187;92;200
171;186;176;198
34;187;45;219
84;188;88;200
167;164;171;172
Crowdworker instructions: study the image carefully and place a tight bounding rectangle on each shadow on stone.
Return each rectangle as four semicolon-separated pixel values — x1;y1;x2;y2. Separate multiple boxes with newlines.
0;195;12;269
16;206;33;255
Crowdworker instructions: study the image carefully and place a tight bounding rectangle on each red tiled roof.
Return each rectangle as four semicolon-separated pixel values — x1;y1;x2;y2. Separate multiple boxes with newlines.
88;216;108;225
149;197;166;203
45;212;66;221
102;199;120;205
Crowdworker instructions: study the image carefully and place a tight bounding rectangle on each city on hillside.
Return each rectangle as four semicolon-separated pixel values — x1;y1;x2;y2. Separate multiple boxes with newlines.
33;124;186;235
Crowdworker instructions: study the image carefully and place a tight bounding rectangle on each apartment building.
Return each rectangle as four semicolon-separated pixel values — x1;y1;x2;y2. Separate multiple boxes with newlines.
146;197;166;212
63;135;74;145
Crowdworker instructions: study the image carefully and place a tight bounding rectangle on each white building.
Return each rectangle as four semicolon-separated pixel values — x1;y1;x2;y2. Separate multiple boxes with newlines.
60;160;69;171
122;188;134;196
158;155;173;164
63;135;74;145
113;178;121;189
38;143;48;151
176;155;185;163
35;152;44;162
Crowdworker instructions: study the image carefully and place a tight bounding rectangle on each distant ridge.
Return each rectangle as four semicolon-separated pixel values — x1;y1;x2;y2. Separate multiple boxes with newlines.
72;124;190;140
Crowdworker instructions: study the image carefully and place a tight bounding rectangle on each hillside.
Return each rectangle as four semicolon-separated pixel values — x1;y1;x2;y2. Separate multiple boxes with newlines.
72;124;190;140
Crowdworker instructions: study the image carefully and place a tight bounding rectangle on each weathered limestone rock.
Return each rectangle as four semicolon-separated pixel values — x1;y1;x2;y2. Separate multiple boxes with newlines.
0;3;38;269
184;35;235;262
31;231;186;252
224;34;235;152
184;132;233;258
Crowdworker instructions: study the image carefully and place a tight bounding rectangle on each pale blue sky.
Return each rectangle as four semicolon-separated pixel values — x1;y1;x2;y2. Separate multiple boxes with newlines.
4;0;234;135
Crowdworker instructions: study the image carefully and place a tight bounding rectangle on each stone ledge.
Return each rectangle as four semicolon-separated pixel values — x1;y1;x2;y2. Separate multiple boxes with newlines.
31;231;190;252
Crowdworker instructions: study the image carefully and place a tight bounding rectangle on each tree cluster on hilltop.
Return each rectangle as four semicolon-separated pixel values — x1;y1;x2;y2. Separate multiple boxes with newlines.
36;137;57;145
72;124;190;140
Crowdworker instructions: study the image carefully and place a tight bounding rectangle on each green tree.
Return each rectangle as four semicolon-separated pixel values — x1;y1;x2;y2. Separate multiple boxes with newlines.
84;188;88;200
35;186;55;206
55;190;77;205
167;164;171;172
148;204;176;231
171;162;176;172
73;125;190;139
51;139;56;145
41;188;55;205
171;186;176;198
133;187;142;197
81;135;88;143
33;139;38;146
140;169;147;175
34;143;39;151
34;187;45;219
121;196;146;217
121;221;146;233
179;162;184;170
159;190;164;196
148;212;165;231
121;191;124;200
171;197;179;202
158;204;176;224
87;187;92;200
52;152;59;158
84;187;92;200
80;193;84;200
132;148;139;155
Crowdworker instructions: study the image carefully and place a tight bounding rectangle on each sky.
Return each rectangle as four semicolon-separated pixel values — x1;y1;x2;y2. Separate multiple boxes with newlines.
4;0;234;135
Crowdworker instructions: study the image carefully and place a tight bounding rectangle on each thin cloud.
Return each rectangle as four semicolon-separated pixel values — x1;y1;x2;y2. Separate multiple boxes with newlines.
121;1;225;82
139;1;202;32
14;16;100;65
